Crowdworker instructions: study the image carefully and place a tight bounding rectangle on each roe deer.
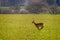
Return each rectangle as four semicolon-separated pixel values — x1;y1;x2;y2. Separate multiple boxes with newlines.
32;20;44;30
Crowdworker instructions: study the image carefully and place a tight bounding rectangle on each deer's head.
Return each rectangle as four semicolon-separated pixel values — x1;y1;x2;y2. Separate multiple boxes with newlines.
32;20;35;23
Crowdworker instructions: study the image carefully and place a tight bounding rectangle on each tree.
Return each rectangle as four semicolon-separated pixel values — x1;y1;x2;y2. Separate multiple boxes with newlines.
10;6;20;14
27;1;52;14
27;2;45;13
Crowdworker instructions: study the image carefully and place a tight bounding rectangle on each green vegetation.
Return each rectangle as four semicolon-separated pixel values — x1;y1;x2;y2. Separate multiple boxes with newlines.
0;14;60;40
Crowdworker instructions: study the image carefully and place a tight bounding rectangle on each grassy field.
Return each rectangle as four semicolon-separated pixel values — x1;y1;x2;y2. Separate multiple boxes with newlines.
0;14;60;40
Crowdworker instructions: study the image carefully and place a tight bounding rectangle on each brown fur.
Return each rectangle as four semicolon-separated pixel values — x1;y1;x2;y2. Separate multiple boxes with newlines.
32;20;44;30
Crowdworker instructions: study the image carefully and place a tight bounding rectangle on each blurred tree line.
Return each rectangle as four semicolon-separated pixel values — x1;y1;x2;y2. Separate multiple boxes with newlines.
27;1;60;14
0;0;60;14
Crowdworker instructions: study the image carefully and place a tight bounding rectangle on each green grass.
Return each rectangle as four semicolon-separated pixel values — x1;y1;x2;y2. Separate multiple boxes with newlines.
0;14;60;40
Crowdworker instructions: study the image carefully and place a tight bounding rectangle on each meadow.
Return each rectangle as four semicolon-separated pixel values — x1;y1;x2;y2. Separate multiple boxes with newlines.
0;14;60;40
